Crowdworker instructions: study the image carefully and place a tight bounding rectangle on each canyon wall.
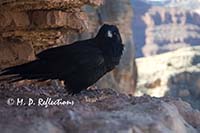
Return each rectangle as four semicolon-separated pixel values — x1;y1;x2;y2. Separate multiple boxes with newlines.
132;0;200;57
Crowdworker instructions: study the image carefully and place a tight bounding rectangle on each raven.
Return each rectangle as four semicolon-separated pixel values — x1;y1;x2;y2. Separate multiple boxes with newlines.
0;24;124;94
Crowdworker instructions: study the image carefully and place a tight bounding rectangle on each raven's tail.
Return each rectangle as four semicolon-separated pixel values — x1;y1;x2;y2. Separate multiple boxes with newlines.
0;60;50;83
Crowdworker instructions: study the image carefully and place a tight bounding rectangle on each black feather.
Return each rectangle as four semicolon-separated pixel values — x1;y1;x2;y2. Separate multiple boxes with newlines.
0;24;124;94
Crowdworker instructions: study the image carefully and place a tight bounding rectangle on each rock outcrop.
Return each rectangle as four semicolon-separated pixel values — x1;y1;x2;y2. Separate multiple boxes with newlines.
132;0;200;57
136;46;200;110
0;84;199;133
0;0;103;68
0;0;136;94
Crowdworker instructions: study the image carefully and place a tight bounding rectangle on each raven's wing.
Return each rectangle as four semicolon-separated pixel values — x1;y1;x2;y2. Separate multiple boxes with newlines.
36;39;93;59
0;42;105;84
36;44;73;59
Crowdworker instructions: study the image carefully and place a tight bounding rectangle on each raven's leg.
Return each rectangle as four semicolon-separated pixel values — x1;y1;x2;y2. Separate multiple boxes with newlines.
63;80;83;95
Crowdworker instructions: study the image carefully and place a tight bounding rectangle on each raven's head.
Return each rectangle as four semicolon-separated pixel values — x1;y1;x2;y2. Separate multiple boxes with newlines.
95;24;124;58
95;24;122;43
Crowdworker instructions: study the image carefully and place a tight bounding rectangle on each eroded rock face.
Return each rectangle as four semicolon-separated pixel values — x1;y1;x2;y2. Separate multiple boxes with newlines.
136;46;200;109
0;85;199;133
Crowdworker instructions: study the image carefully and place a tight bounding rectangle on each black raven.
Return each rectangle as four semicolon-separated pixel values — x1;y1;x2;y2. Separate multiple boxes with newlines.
0;24;124;94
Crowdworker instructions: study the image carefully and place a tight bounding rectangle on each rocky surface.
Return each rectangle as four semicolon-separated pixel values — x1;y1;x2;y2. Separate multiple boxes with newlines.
136;46;200;110
0;84;199;133
132;0;200;57
0;0;136;94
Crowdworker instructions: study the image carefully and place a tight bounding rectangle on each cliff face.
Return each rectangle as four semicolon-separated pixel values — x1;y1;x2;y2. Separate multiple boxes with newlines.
132;0;200;57
0;0;136;94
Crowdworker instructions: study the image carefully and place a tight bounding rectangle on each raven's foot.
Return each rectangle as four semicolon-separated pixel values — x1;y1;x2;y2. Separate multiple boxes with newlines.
51;80;66;93
87;85;98;90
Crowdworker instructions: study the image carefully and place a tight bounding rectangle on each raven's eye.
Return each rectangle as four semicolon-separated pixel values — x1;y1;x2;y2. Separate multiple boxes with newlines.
107;30;113;38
